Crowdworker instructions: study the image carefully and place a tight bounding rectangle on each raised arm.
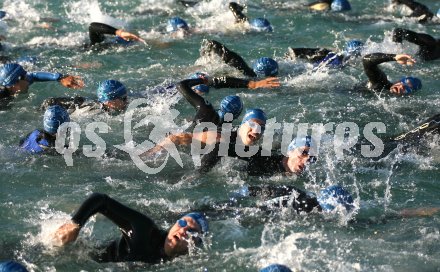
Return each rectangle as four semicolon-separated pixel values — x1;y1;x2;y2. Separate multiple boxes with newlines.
229;2;248;23
393;28;436;47
26;72;84;89
54;193;155;245
201;40;257;77
392;0;434;22
362;53;396;90
89;22;145;46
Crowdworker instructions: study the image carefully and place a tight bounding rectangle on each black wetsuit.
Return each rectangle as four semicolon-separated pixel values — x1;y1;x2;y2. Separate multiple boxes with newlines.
362;53;398;93
393;28;440;61
229;2;248;23
201;40;257;77
177;77;249;126
248;185;321;213
285;48;333;62
88;22;119;46
245;154;286;176
71;193;168;263
393;0;434;23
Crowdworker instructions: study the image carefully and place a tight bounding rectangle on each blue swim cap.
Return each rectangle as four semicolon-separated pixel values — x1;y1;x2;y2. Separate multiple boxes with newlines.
331;0;351;11
114;36;134;46
218;95;243;120
189;72;209;93
253;57;278;77
313;53;343;69
183;212;209;233
43;105;70;134
241;108;267;124
0;261;28;272
0;63;27;87
166;17;189;32
0;11;6;20
317;185;354;212
249;18;273;32
97;79;127;103
260;264;292;272
287;136;313;153
343;40;364;57
400;76;422;94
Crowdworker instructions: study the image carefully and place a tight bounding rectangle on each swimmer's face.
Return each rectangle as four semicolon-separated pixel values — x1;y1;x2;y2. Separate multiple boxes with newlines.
286;146;317;175
390;79;414;95
102;96;128;112
5;78;30;95
238;119;265;146
164;216;202;257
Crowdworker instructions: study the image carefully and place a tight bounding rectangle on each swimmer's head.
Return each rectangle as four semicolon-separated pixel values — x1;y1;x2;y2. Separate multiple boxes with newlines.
253;57;278;77
0;261;28;272
189;72;210;94
317;185;354;212
239;108;267;145
249;18;273;32
97;79;127;103
0;63;27;87
331;0;351;11
164;212;208;257
286;136;317;175
390;76;422;94
343;40;364;57
43;105;70;135
0;11;7;20
218;95;243;121
260;264;292;272
166;17;189;33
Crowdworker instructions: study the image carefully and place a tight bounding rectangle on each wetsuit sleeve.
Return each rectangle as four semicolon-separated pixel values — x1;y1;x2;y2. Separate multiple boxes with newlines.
40;96;85;111
177;78;210;109
393;0;434;21
26;72;63;84
248;185;304;198
246;154;285;176
208;77;249;89
362;53;395;91
286;47;332;62
89;22;118;45
71;193;153;232
393;28;436;47
229;2;248;23
202;40;257;77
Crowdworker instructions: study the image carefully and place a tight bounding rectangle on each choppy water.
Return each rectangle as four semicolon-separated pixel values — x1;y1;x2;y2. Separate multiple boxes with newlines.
0;0;439;271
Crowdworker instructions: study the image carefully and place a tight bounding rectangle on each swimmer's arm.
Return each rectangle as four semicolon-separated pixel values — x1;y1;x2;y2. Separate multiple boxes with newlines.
27;72;84;89
89;22;145;44
40;96;85;111
54;193;152;245
142;132;194;156
362;53;396;88
209;76;280;89
203;40;256;77
177;78;209;109
392;28;436;47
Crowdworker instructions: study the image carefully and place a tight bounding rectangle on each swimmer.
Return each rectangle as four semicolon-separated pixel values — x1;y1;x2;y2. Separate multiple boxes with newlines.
53;193;208;263
0;63;84;100
229;2;273;32
41;79;128;115
88;22;145;47
19;105;70;154
146;108;268;172
200;39;278;78
245;136;317;177
362;53;421;95
0;261;28;272
179;73;279;127
392;28;439;61
285;40;364;70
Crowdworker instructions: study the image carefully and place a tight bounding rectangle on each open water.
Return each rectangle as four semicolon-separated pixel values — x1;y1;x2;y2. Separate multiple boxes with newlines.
0;0;439;271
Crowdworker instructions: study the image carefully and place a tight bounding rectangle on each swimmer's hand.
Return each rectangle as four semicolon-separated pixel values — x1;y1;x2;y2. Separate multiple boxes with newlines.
60;75;85;89
248;77;280;89
53;222;80;246
395;54;416;66
115;29;146;44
